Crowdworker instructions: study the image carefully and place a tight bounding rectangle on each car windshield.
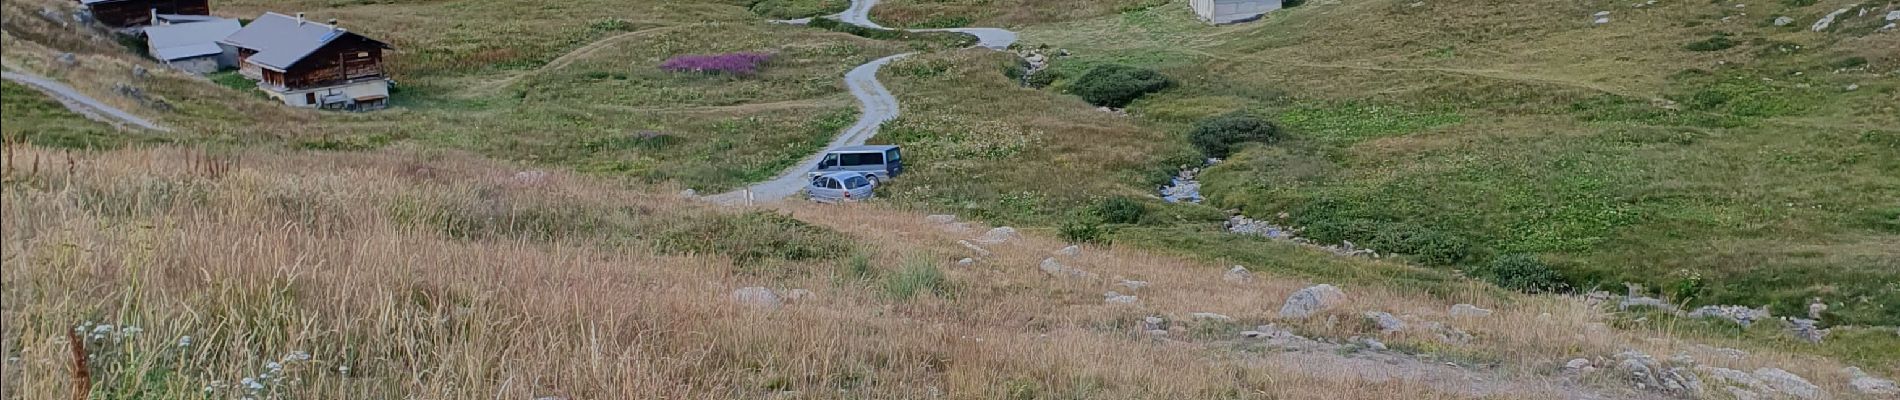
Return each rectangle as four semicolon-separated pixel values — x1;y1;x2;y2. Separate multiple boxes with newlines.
837;152;884;166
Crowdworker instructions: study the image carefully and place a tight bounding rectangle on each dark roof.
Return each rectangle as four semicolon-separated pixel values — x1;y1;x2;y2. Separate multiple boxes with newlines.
219;12;389;72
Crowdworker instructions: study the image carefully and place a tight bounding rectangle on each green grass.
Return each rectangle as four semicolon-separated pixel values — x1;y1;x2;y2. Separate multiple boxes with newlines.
881;258;951;300
747;0;851;19
1;81;126;149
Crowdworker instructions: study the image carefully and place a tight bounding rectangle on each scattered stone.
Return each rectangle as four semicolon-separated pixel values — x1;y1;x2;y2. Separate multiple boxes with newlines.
1808;297;1827;319
1280;284;1346;318
38;7;66;26
512;170;550;185
1190;312;1234;322
1222;266;1252;283
1117;279;1151;290
1364;311;1406;333
784;289;815;302
1686;305;1770;327
1844;367;1899;395
1889;10;1900;21
56;52;77;66
957;240;993;257
1103;291;1139;304
925;214;957;224
1619;296;1677;312
1786;317;1827;343
956;258;976;267
1425;321;1472;344
1095;106;1129;117
1160;163;1207;203
678;189;697;198
1753;368;1823;399
730;287;781;308
1356;336;1388;350
1844;83;1859;92
1054;245;1080;257
1616;351;1702;394
1448;304;1493;317
975;227;1018;244
1140;316;1168;331
1040;258;1094;278
1773;16;1795;26
1565;358;1596;372
1699;366;1775;396
1812;7;1852;32
1239;324;1316;348
132;65;148;79
1691;344;1748;360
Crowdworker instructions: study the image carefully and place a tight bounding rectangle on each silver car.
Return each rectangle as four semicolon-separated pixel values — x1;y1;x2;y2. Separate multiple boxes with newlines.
804;171;876;203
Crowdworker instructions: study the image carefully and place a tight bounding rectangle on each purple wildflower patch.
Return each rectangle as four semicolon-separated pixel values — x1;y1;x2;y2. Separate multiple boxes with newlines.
658;52;776;76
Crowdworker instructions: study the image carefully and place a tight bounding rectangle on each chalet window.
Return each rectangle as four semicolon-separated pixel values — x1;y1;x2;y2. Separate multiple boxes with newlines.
305;93;317;105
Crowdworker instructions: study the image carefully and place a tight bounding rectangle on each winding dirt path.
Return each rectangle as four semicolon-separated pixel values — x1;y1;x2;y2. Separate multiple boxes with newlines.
3;70;170;132
706;0;1017;205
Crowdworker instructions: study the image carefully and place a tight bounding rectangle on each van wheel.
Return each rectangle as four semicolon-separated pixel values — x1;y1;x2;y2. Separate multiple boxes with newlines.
867;175;882;187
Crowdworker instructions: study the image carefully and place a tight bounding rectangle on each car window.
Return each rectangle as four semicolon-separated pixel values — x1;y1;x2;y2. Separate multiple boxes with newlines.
839;152;884;166
844;177;869;189
811;176;828;186
824;178;843;190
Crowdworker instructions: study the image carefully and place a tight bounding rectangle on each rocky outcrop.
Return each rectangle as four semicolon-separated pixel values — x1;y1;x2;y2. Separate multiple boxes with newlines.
975;227;1018;244
1845;367;1899;395
1039;258;1094;278
1686;305;1770;327
1279;284;1345;318
1364;311;1405;333
1222;266;1252;284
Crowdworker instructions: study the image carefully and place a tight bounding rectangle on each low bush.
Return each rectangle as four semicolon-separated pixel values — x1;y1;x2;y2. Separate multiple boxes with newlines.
883;259;950;300
655;211;849;265
1684;34;1735;52
1370;226;1472;266
1094;196;1147;224
1471;254;1568;293
1067;63;1171;107
658;52;775;76
1060;219;1110;244
1188;112;1280;158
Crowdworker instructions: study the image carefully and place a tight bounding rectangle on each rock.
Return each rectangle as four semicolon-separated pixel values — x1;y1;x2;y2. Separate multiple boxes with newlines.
1844;367;1899;395
1240;324;1315;347
1619;357;1662;390
730;287;780;308
956;258;976;267
1786;317;1827;343
1812;7;1851;32
1700;366;1775;394
678;189;697;198
1117;279;1150;290
1889;10;1900;21
783;289;815;302
1773;16;1795;26
925;214;957;224
1363;311;1405;333
1190;312;1234;322
1691;344;1748;360
1686;305;1770;327
1844;83;1859;92
1103;291;1139;304
1594;17;1611;24
1039;258;1093;278
1448;304;1493;317
957;240;993;257
1807;298;1827;319
1753;368;1823;399
1619;296;1677;312
512;170;550;185
1428;322;1472;344
56;52;77;66
975;227;1018;244
1278;284;1345;318
1222;266;1252;283
1054;245;1080;257
1565;358;1596;372
1143;329;1169;337
132;66;148;79
1140;316;1167;331
1614;351;1699;394
1357;336;1388;350
1593;10;1610;17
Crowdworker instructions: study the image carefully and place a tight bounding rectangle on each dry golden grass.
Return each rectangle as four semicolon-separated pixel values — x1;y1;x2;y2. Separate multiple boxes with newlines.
3;143;1887;398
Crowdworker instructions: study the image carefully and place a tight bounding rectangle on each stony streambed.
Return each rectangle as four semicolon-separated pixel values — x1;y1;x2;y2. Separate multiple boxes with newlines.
1159;160;1379;258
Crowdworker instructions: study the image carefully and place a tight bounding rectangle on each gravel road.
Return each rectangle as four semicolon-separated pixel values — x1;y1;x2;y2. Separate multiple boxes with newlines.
3;70;170;132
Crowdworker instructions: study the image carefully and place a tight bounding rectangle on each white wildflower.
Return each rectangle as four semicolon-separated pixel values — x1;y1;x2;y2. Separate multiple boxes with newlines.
92;325;114;334
265;361;283;371
176;336;193;347
284;351;311;362
119;326;143;336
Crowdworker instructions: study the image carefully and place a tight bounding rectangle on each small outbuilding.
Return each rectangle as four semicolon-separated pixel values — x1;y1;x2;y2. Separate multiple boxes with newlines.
79;0;210;27
1189;0;1282;24
142;16;241;74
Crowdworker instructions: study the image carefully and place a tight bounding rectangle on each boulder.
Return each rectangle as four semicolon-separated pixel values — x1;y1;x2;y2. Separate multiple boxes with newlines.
1686;305;1770;327
925;214;957;224
1753;368;1823;399
1357;336;1387;350
1774;16;1795;26
1039;258;1093;278
1117;279;1150;290
1812;7;1851;32
1222;266;1253;283
975;227;1018;244
1786;318;1827;343
1140;316;1167;331
1845;367;1899;395
1054;245;1081;257
56;52;77;66
730;287;781;308
957;240;993;257
1278;284;1345;318
1364;311;1405;333
956;258;976;267
1448;303;1493;317
1698;366;1773;394
1103;291;1139;304
1565;358;1596;372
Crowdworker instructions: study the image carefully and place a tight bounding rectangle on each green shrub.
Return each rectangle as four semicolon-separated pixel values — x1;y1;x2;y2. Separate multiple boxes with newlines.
656;211;849;266
1370;226;1472;266
1684;34;1736;52
1471;254;1568;293
1059;219;1110;244
1094;196;1147;224
1067;63;1172;107
1188;112;1281;158
883;259;950;300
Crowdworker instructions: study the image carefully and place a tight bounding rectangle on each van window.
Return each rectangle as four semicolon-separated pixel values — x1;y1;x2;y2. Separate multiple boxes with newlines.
886;148;901;161
839;152;884;166
843;176;869;189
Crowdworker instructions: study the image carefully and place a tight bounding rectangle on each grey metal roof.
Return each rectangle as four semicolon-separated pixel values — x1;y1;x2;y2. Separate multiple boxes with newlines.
219;12;386;72
154;14;225;24
832;145;899;152
143;18;239;61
